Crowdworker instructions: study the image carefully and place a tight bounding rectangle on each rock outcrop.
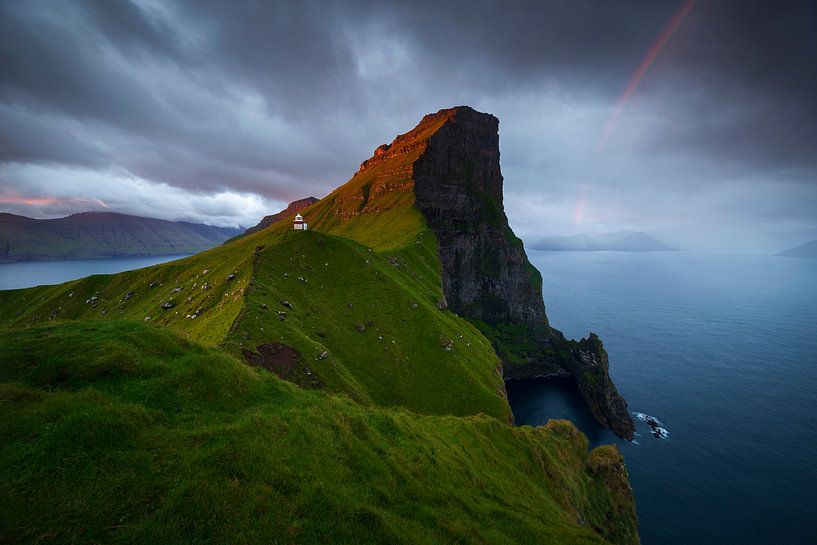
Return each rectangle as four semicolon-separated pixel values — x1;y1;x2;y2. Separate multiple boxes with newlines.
412;108;548;328
380;107;635;439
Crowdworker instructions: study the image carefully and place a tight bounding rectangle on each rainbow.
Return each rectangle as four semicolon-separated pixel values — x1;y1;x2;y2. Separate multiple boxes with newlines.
597;0;698;151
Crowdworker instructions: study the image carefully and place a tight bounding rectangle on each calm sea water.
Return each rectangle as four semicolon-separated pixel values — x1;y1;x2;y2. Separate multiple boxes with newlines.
508;251;817;545
0;255;191;290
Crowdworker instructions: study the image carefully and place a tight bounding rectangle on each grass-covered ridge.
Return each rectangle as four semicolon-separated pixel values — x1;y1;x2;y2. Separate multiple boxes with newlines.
0;221;511;420
0;321;638;545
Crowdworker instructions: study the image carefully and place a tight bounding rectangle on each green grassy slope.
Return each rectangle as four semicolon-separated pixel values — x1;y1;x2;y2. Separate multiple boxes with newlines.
0;321;638;545
228;229;508;419
0;217;510;420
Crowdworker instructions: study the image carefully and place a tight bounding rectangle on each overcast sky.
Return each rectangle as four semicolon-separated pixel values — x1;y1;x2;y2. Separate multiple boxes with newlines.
1;0;815;251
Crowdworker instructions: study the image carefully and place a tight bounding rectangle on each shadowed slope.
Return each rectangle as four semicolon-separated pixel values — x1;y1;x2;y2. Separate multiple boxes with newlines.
0;321;638;545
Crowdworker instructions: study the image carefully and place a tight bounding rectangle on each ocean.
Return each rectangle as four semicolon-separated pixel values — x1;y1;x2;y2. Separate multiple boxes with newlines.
0;255;192;291
508;251;817;545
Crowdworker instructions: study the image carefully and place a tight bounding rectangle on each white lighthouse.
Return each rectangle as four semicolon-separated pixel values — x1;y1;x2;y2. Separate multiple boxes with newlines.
293;213;308;231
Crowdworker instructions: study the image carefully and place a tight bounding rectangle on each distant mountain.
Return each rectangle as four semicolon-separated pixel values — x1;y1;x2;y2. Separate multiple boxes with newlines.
0;212;242;262
243;197;319;236
777;240;817;259
531;231;674;251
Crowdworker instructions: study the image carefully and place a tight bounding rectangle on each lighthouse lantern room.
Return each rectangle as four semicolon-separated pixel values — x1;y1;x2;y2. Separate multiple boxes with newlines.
293;213;308;231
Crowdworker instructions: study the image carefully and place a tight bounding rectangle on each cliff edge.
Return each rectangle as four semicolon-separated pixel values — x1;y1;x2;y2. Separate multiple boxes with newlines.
359;106;635;439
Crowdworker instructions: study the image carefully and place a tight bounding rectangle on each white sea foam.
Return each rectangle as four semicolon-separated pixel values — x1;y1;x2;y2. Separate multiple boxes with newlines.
633;412;669;439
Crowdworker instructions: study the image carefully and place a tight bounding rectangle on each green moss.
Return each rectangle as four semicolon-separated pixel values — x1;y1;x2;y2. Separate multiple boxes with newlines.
471;319;555;368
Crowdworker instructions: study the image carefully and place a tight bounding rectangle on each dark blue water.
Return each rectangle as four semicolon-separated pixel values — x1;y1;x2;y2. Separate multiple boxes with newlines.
508;251;817;545
0;255;191;290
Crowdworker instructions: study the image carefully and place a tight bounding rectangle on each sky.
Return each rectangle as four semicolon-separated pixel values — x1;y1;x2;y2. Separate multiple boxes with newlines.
1;0;815;252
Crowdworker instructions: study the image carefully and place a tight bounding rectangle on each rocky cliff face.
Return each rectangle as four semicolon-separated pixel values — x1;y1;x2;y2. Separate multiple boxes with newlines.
379;107;634;439
412;108;548;328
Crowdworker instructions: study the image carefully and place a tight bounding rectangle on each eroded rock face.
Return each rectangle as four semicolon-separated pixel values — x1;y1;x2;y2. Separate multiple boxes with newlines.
413;107;548;328
406;107;634;440
565;334;635;440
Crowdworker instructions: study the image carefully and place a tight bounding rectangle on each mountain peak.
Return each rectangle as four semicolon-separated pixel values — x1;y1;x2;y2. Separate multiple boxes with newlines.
357;106;496;174
296;105;634;439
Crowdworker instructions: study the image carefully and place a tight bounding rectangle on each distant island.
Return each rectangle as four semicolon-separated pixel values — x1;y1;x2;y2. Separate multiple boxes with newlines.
0;212;241;262
531;231;674;252
777;240;817;259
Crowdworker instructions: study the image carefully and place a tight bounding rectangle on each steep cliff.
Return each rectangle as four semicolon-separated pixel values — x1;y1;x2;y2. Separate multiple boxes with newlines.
354;107;634;439
411;109;548;328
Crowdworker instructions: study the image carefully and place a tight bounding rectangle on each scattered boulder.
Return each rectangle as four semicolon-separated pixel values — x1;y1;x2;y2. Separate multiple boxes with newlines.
201;283;212;291
355;323;366;334
277;311;287;321
281;299;293;309
160;301;174;310
260;303;268;310
124;291;136;300
226;273;236;281
316;351;328;361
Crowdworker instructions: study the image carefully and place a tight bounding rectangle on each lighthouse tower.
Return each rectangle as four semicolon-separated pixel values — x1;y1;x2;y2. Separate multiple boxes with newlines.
293;213;308;231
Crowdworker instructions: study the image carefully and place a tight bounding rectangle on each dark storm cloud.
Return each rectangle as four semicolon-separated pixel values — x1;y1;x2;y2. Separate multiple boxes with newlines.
0;0;814;247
